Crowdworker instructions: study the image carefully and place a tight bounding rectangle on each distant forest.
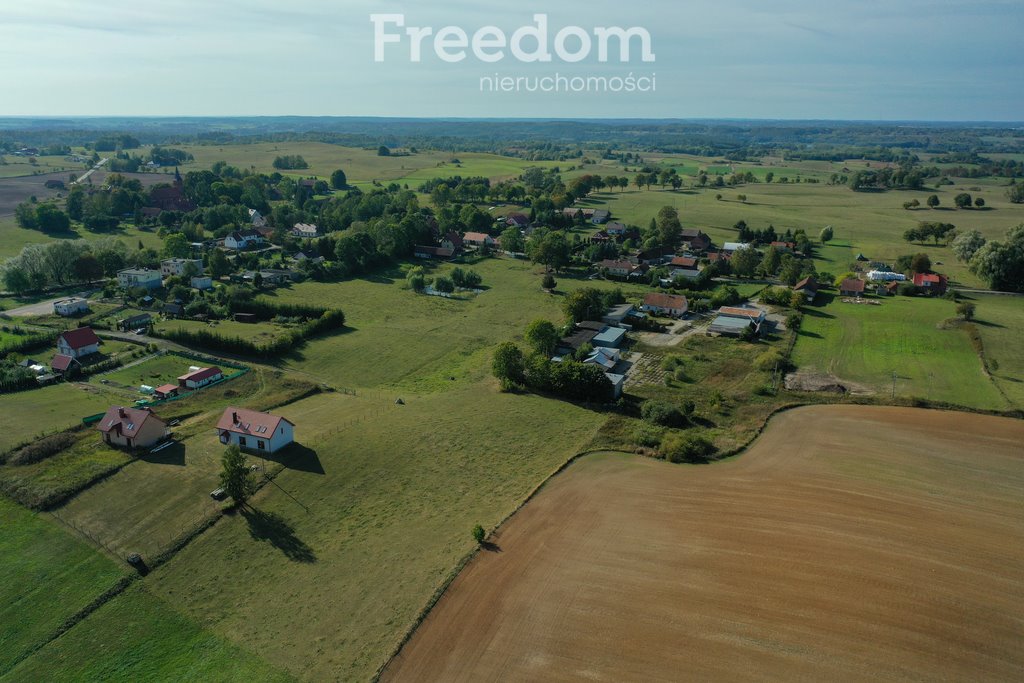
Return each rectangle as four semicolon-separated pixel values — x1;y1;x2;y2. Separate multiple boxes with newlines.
0;116;1022;162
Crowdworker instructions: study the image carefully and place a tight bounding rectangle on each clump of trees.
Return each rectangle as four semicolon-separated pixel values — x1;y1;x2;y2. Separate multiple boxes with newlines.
15;201;70;233
963;224;1024;292
903;221;955;245
641;399;693;428
2;238;132;293
660;434;717;463
272;155;308;170
492;340;613;403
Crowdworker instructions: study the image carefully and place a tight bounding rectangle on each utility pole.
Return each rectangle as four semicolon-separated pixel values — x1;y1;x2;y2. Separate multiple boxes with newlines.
891;370;897;400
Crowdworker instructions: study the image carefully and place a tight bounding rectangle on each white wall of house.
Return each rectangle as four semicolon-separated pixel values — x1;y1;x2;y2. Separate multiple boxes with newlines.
54;299;89;316
220;421;294;453
57;338;99;358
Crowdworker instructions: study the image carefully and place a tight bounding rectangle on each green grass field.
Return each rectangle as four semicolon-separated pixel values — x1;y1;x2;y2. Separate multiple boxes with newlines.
3;585;291;683
792;294;1009;410
102;353;201;388
152;317;290;347
0;156;84;179
0;383;124;454
969;294;1024;408
0;217;165;260
147;382;606;681
260;256;653;391
0;497;126;676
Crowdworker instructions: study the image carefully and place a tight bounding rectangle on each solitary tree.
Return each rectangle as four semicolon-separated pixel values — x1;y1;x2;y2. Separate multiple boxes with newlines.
910;252;931;274
330;169;348;189
541;273;557;291
927;194;940;209
819;225;833;244
974;196;985;208
954;193;973;209
219;445;254;506
956;302;976;321
492;342;525;390
472;524;486;544
525;319;560;356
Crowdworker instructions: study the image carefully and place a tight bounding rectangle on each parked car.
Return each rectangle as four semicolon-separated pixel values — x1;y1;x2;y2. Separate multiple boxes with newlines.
210;488;226;500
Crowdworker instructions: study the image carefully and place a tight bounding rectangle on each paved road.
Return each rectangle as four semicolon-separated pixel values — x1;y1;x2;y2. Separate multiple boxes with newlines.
70;157;108;185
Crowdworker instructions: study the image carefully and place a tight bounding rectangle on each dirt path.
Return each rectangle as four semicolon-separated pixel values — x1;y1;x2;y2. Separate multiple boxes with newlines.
382;405;1024;682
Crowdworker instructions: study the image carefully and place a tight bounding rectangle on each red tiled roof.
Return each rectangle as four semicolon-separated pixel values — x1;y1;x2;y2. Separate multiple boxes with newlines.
599;259;635;271
50;354;77;371
463;232;492;242
794;276;818;292
643;293;688;310
719;306;765;319
670;256;698;268
59;326;100;350
177;366;222;383
96;406;165;437
217;407;293;437
840;278;866;293
913;273;946;287
155;384;179;395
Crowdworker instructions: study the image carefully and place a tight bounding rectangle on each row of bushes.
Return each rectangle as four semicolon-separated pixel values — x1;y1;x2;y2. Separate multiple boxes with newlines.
2;431;77;466
0;331;56;357
154;309;346;359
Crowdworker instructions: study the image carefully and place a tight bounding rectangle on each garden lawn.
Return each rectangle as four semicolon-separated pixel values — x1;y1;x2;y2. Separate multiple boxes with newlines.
2;585;291;683
0;497;126;676
102;353;198;389
792;294;1007;410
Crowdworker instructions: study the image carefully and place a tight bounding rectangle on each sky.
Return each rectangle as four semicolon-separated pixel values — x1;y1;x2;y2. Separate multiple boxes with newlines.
0;0;1021;121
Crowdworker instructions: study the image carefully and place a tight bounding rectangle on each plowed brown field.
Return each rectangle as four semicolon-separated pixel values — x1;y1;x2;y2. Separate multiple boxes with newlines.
383;405;1024;682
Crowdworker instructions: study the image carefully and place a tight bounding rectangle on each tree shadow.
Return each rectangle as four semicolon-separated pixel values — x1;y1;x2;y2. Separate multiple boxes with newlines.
241;507;316;563
261;443;325;475
481;541;502;553
797;330;823;339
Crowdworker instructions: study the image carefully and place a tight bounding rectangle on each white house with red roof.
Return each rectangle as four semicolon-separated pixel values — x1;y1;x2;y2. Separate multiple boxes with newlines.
217;407;294;453
913;272;948;295
57;327;100;359
462;232;496;248
96;406;168;450
177;366;223;390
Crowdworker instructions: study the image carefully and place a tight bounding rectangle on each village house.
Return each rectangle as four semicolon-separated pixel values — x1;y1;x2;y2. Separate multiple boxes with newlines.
668;256;702;280
440;232;464;252
117;268;163;290
793;276;820;303
225;229;266;250
96;406;169;450
217;407;295;453
633;247;674;266
561;207;583;220
840;278;866;297
292;223;320;239
57;327;100;359
680;228;711;252
178;366;223;390
641;292;689;318
414;245;454;259
248;208;267;228
191;275;213;290
506;213;530;229
117;313;152;332
605;222;628;236
598;259;636;278
770;241;797;253
160;258;203;278
462;232;496;248
912;272;948;296
53;297;89;317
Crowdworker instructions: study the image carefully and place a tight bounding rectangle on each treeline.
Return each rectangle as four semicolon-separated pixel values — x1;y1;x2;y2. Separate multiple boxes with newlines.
1;237;147;294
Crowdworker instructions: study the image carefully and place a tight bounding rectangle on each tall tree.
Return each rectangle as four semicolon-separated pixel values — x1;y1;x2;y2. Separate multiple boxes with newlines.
525;319;560;356
219;445;254;506
655;206;682;248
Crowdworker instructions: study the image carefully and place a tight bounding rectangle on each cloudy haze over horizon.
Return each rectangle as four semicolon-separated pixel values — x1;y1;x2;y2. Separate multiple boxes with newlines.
1;0;1021;121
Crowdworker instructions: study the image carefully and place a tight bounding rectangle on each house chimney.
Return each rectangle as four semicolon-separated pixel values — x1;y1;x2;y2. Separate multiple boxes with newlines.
118;407;126;418
232;411;238;424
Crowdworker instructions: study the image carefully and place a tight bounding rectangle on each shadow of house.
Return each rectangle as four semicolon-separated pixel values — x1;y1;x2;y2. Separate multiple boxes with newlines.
242;507;316;563
261;443;325;475
139;441;185;467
